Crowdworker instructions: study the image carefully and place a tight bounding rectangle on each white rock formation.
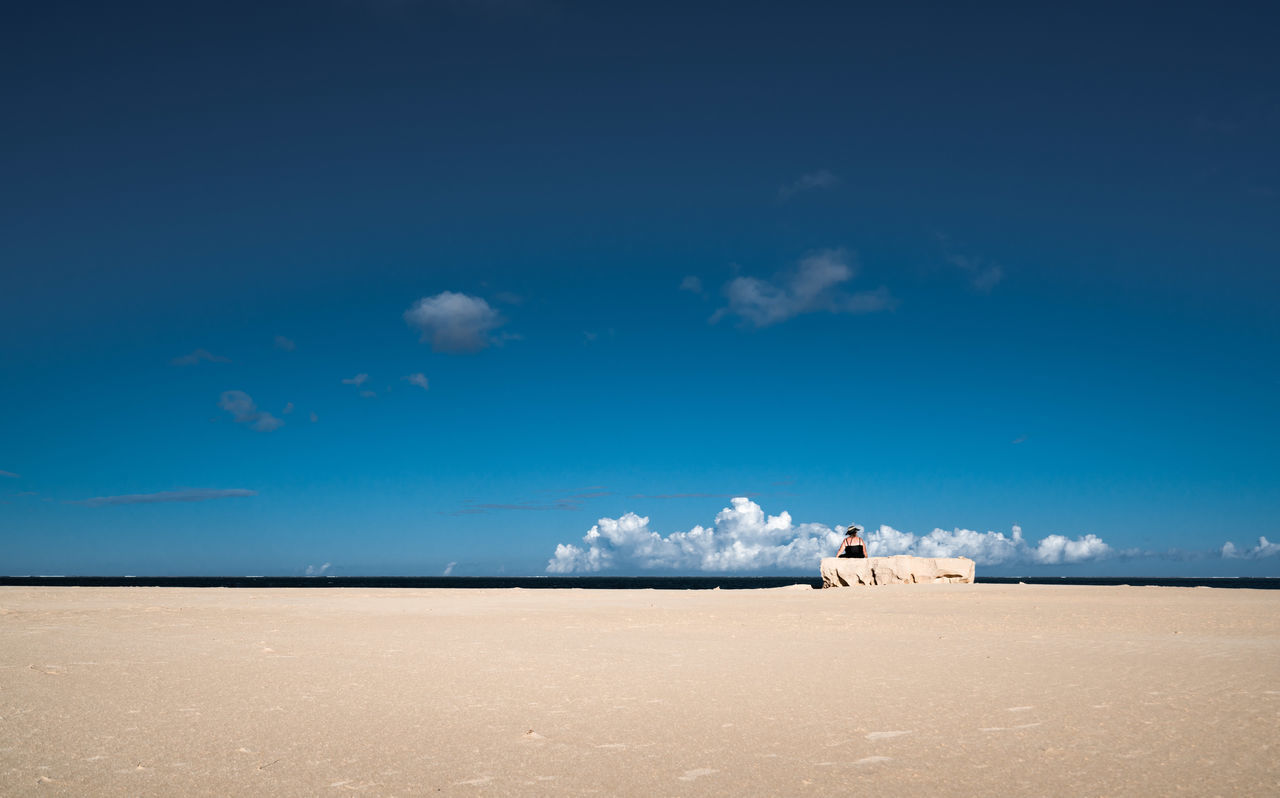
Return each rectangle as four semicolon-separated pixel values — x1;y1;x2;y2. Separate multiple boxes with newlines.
820;555;975;587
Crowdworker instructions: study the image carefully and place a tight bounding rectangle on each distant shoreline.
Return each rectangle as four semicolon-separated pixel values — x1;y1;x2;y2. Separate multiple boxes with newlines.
2;575;1277;589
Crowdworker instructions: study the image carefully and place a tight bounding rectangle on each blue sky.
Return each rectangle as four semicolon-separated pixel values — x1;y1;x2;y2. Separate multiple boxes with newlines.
2;1;1277;576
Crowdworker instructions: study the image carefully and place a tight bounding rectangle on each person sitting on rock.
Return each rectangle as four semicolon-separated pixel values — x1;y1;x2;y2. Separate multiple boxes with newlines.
837;524;867;558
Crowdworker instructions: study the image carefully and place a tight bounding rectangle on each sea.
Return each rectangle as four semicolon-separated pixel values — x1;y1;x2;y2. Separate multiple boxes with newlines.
1;576;1278;589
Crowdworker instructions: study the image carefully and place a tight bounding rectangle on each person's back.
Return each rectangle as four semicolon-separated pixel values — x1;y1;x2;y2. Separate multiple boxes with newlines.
837;524;867;558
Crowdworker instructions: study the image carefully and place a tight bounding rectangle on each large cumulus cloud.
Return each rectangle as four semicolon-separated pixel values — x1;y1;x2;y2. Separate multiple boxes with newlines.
546;498;1112;573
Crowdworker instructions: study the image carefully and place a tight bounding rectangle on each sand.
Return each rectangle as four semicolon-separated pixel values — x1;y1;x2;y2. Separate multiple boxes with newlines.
2;584;1278;796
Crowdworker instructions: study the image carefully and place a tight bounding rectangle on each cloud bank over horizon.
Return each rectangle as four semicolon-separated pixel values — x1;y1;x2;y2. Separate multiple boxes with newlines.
546;497;1119;573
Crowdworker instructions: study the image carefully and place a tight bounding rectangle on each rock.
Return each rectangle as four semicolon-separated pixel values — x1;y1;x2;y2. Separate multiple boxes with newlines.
821;555;975;588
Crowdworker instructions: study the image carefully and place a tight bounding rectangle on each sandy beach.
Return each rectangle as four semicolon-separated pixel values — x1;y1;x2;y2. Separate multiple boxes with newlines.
2;584;1277;796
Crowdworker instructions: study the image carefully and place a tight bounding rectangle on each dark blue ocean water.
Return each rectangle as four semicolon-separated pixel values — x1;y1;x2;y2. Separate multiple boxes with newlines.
2;576;1278;589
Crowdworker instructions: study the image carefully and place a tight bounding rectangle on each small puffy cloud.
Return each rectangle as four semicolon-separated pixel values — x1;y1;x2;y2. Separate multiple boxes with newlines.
680;275;704;294
711;249;893;327
342;373;369;386
274;335;296;352
71;488;258;507
218;390;284;432
1221;537;1280;559
0;470;18;478
172;348;230;366
779;169;840;200
282;402;295;415
547;499;1115;573
305;562;331;576
404;291;507;353
1030;533;1112;564
403;373;429;390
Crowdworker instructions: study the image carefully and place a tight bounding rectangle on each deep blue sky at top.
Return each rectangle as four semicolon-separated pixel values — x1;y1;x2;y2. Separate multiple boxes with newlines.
1;1;1277;576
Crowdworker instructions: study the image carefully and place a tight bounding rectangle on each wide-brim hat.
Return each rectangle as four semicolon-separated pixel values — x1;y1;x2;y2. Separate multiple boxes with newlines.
847;523;863;533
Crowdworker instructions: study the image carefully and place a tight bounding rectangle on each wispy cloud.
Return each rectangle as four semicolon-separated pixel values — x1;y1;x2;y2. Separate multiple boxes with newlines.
711;248;893;327
219;390;284;432
274;335;296;352
403;373;430;390
451;499;582;515
71;488;258;507
172;349;230;366
342;373;369;386
948;253;1004;292
305;562;331;576
629;492;752;500
937;234;1005;292
679;275;704;295
778;169;840;201
282;402;295;415
547;498;1117;573
404;291;508;353
443;561;458;576
0;470;18;478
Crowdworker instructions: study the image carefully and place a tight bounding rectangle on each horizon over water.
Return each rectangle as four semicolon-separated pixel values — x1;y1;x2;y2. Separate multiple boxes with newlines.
2;576;1278;590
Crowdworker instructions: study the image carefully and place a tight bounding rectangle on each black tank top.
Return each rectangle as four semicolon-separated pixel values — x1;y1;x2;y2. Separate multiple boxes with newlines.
840;540;866;558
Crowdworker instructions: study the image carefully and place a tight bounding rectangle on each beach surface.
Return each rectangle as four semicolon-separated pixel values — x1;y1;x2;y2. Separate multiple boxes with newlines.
2;584;1277;796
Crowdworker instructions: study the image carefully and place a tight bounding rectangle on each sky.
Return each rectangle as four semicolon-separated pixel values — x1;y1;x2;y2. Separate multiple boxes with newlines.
2;1;1278;577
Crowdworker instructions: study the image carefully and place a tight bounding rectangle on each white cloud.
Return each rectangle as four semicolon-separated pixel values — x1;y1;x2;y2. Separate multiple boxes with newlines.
547;499;1115;573
779;169;840;200
274;335;296;351
218;390;284;432
172;348;230;366
443;561;457;576
1221;537;1280;559
305;562;331;576
282;402;295;414
404;291;507;353
403;373;430;390
342;373;369;386
711;249;893;327
679;275;704;294
71;488;258;507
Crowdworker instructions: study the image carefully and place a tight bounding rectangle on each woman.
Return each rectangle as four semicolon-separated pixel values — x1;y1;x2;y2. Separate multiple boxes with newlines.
837;524;867;558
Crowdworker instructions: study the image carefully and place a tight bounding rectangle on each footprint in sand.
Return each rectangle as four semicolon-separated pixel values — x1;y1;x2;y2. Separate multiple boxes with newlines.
678;768;718;781
865;731;913;740
980;722;1042;732
453;776;493;786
